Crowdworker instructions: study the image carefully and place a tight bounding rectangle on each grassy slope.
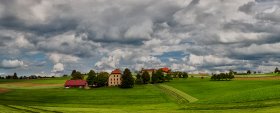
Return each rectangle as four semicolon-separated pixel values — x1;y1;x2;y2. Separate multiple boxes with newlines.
2;78;280;112
165;78;280;111
166;78;280;103
0;85;171;106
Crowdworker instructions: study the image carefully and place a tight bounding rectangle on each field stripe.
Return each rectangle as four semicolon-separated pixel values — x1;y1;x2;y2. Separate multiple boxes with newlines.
3;105;39;113
156;84;198;103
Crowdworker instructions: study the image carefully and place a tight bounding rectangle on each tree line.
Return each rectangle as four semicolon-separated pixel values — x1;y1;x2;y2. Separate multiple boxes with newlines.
0;73;55;79
211;73;234;81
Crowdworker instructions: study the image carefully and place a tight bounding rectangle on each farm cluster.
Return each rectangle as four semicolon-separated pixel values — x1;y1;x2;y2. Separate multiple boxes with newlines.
64;67;189;88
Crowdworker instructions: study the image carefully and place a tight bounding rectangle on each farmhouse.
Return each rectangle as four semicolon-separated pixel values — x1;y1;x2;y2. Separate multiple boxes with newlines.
108;69;122;86
64;80;87;88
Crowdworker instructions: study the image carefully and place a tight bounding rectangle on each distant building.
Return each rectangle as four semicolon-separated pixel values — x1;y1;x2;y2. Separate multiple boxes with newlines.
108;69;122;86
160;67;171;75
140;68;156;77
64;80;87;88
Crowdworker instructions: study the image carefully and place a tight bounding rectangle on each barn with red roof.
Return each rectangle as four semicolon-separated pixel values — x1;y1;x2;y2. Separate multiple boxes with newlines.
64;80;87;88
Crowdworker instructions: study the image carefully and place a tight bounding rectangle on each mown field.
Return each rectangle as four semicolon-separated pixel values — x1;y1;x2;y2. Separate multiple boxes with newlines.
1;77;280;113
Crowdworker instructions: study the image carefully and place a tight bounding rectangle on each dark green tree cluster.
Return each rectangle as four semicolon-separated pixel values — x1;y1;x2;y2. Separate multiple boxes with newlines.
71;70;84;80
141;71;150;84
165;73;173;82
120;68;134;88
86;70;97;87
211;73;234;81
247;70;251;75
152;70;170;83
4;73;18;79
13;73;18;79
94;72;109;87
135;73;142;84
275;67;280;74
172;71;188;78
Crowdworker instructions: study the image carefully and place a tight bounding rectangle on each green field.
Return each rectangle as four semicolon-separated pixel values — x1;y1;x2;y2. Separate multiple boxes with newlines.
1;78;280;112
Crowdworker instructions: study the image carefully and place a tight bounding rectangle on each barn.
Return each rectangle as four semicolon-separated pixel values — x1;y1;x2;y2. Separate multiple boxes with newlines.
64;80;88;88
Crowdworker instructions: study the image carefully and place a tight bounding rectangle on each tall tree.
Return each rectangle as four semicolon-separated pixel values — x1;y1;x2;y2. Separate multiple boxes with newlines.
151;72;159;84
120;68;134;88
13;73;18;79
182;72;188;78
71;70;77;75
141;71;150;84
135;73;142;84
71;71;84;80
86;70;96;86
156;69;164;83
247;70;251;75
94;72;109;87
275;67;279;73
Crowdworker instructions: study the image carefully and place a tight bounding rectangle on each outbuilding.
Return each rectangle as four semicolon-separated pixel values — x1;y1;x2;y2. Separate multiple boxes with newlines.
64;80;87;88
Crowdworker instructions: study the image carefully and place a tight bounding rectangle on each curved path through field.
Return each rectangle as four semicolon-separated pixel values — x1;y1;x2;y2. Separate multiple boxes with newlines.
156;84;198;104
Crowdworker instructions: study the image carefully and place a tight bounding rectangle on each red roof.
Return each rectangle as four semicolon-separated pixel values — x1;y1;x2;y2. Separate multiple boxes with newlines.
111;69;121;74
161;67;170;73
64;80;87;86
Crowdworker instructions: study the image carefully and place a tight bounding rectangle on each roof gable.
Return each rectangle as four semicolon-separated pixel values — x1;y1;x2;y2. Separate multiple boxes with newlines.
111;69;121;74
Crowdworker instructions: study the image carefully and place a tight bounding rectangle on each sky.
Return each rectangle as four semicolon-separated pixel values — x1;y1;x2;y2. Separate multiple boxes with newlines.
0;0;280;76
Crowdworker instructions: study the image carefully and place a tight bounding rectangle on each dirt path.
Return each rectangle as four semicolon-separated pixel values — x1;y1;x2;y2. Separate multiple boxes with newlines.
4;82;63;87
0;88;10;93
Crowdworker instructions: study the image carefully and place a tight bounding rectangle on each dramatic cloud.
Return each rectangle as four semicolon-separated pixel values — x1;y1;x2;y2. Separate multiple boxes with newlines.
52;63;64;73
0;59;25;69
0;0;280;75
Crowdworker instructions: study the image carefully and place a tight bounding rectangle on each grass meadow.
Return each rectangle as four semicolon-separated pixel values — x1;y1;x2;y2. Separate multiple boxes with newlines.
1;77;280;112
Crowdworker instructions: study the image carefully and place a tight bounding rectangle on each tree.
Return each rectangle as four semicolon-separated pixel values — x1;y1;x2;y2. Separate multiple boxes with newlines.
182;72;188;78
135;73;142;84
86;70;96;86
178;72;183;78
247;70;251;75
229;70;234;75
71;71;84;80
165;73;172;82
13;73;18;79
275;67;279;73
71;70;77;75
141;71;150;84
156;70;164;83
94;72;109;87
211;73;234;81
151;72;158;84
120;68;134;88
